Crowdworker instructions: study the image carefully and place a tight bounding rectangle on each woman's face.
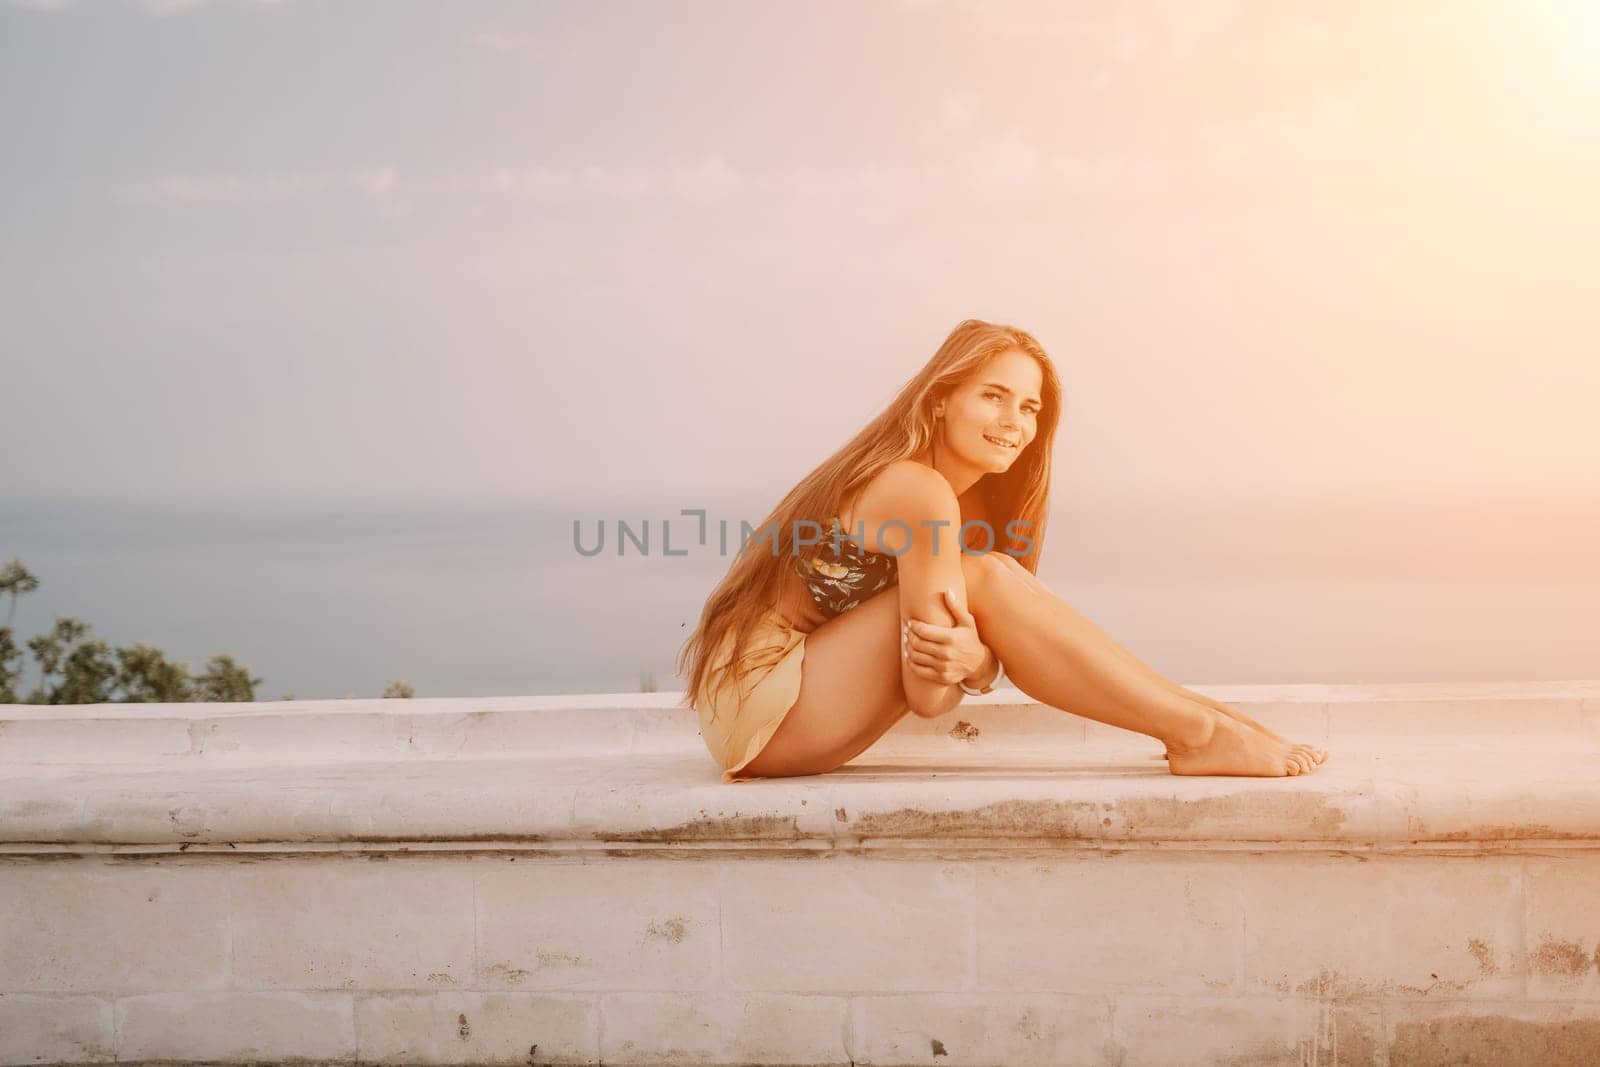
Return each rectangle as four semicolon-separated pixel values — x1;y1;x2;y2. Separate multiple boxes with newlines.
937;349;1044;473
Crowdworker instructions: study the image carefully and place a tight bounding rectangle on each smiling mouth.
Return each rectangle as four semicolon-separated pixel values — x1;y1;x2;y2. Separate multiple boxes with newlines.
982;434;1018;450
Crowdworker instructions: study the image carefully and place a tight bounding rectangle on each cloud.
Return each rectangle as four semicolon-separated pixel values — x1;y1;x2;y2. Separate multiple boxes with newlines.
484;156;959;207
967;128;1043;187
960;129;1159;198
750;162;932;200
922;90;981;140
4;0;287;13
466;29;525;52
137;0;212;12
113;168;408;212
113;146;1157;215
465;28;549;55
484;154;745;203
136;0;287;13
978;2;1240;64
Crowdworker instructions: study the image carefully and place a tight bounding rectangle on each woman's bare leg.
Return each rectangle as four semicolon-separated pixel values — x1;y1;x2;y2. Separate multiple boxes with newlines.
738;552;1320;780
738;588;915;780
988;552;1326;765
960;552;1319;777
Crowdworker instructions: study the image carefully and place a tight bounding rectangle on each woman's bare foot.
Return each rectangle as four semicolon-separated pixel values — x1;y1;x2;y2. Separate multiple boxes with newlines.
1165;709;1321;777
1158;700;1327;767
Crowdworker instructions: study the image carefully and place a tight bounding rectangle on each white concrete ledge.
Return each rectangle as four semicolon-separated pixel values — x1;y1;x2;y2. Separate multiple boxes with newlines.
2;681;1597;767
4;683;1598;854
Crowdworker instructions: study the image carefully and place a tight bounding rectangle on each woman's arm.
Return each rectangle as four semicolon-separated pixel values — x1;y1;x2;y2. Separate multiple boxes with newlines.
856;461;967;718
905;588;997;717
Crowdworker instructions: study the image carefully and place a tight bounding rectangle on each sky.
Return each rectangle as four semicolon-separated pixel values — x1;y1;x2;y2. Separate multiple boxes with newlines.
3;0;1599;506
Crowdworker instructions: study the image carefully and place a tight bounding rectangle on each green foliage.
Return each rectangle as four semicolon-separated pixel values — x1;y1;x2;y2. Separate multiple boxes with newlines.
0;559;266;705
195;655;264;703
56;637;118;705
114;642;195;703
0;558;409;705
0;626;22;704
0;557;36;701
25;616;92;703
0;557;41;631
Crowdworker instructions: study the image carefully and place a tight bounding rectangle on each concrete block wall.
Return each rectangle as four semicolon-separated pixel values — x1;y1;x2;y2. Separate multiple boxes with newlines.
5;849;1600;1064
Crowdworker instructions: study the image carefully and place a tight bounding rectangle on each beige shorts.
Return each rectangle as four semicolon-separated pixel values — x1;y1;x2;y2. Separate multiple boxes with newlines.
694;608;807;783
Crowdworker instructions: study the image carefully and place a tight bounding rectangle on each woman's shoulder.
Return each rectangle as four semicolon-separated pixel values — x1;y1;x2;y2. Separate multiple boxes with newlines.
851;460;960;527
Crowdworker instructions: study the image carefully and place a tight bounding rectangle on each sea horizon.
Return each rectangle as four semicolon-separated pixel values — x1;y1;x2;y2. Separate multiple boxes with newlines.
3;486;1597;702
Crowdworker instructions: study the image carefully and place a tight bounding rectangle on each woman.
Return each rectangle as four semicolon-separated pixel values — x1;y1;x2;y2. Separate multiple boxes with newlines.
676;319;1328;783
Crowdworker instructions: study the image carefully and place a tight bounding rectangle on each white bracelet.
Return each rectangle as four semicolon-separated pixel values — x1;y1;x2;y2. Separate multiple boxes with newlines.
959;658;1005;696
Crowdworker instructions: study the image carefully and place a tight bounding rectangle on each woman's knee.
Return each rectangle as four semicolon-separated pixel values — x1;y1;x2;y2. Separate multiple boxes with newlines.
993;549;1048;592
993;550;1029;577
958;550;1010;606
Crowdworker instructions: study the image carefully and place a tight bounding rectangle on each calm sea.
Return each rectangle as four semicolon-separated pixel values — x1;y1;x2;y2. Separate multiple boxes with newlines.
2;489;1596;700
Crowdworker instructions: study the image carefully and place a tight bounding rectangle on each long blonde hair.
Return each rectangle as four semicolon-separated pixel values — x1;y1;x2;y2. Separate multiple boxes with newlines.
676;318;1065;723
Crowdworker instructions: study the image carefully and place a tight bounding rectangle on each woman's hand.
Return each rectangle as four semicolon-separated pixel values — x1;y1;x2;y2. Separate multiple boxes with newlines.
902;587;991;686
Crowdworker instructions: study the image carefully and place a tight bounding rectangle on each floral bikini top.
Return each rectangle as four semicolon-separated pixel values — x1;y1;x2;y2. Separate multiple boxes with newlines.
792;516;899;620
